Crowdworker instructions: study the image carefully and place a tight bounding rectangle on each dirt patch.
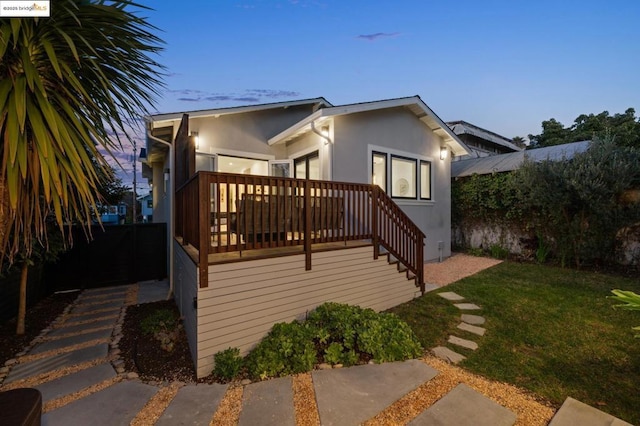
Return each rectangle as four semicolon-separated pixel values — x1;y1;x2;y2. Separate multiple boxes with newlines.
0;291;79;368
425;253;502;287
119;300;196;383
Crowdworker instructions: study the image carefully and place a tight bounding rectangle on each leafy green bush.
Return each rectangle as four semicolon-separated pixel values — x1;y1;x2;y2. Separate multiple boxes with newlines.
140;308;179;335
610;289;640;337
213;347;244;381
307;302;423;364
244;321;316;380
489;244;509;260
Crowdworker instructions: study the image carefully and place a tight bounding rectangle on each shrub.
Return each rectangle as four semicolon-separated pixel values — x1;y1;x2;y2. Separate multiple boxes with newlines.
307;302;423;364
244;321;316;380
140;308;179;335
213;347;243;381
489;244;509;260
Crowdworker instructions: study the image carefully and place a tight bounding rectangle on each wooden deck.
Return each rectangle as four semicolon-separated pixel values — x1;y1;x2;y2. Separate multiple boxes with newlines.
177;237;373;266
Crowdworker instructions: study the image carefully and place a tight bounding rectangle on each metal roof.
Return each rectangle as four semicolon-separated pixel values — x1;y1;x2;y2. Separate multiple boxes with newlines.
447;120;523;152
451;141;591;178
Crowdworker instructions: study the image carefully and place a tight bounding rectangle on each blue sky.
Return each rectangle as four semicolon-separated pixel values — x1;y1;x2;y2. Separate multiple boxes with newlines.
122;0;640;193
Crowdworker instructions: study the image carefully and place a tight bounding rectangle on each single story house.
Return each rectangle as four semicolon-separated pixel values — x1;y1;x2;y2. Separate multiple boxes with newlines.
141;95;470;377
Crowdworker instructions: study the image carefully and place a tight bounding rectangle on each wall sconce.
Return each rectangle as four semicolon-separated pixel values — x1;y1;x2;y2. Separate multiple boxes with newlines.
164;169;170;182
191;131;199;150
440;147;448;160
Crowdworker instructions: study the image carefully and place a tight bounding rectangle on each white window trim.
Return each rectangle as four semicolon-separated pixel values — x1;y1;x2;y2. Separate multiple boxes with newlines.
367;144;435;202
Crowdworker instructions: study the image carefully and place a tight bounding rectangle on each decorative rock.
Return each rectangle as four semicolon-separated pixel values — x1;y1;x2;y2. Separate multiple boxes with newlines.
126;372;139;379
368;360;376;365
437;292;465;301
241;379;252;385
115;366;125;374
432;346;466;364
448;335;479;350
318;363;332;370
333;364;343;369
453;303;481;310
461;314;486;325
110;349;121;356
0;366;10;374
15;351;27;357
457;322;486;336
4;359;17;366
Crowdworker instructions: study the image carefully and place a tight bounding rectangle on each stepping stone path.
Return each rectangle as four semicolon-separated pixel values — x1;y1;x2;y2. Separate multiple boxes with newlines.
0;280;628;425
433;291;487;364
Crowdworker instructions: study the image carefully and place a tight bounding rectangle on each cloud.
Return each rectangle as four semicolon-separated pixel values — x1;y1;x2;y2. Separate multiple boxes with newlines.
169;89;301;105
356;32;400;41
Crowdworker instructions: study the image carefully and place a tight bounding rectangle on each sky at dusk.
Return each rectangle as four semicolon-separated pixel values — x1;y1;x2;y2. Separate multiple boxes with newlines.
119;0;640;194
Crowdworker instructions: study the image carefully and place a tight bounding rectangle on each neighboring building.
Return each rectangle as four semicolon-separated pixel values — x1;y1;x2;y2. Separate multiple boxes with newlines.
451;140;591;178
447;120;522;161
96;203;126;225
139;193;153;223
141;96;470;377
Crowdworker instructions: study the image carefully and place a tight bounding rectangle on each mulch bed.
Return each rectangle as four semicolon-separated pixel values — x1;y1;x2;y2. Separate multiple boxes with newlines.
119;300;198;383
0;291;80;367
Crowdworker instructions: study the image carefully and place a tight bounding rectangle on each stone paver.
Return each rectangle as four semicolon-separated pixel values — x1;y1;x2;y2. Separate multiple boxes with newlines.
461;314;486;325
35;363;117;403
453;303;481;310
65;310;120;325
137;279;170;304
30;328;113;354
156;383;228;426
42;381;157;426
313;359;438;426
448;335;478;351
409;383;516;426
438;291;465;301
457;322;486;336
71;300;124;314
48;318;116;337
238;376;294;426
549;397;632;426
81;286;129;297
431;346;466;364
4;344;109;383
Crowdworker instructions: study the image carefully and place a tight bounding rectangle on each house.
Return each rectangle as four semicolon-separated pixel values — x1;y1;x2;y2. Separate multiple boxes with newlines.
141;96;470;377
451;140;591;178
447;120;522;161
138;193;153;223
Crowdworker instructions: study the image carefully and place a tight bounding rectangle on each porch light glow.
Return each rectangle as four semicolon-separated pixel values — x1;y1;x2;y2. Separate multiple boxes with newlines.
440;146;448;160
191;131;199;150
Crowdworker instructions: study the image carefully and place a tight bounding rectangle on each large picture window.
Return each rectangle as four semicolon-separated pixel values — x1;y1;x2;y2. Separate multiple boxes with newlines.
420;160;431;200
391;156;417;199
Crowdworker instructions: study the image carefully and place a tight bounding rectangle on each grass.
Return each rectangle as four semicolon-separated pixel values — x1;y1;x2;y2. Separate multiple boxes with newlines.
389;261;640;425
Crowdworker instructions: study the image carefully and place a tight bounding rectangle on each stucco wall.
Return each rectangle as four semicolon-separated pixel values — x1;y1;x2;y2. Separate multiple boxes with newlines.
331;108;452;261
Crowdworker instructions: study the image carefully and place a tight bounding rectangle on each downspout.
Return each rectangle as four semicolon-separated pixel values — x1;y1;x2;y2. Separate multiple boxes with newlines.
310;121;332;179
146;132;175;300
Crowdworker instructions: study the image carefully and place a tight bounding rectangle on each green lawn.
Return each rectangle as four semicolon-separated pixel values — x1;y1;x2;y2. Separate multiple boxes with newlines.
389;261;640;425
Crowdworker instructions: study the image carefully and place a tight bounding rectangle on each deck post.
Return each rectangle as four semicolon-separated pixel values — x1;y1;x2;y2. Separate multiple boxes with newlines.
198;174;209;288
304;180;312;270
372;186;379;260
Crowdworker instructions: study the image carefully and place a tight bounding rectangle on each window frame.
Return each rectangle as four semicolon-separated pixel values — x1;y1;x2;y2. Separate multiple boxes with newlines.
390;155;418;199
371;151;387;192
420;160;432;200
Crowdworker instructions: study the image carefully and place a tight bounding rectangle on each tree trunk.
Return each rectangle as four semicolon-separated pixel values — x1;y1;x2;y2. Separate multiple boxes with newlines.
16;262;28;335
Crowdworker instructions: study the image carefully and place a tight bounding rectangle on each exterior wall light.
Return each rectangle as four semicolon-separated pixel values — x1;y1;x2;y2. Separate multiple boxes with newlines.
191;131;199;150
440;147;448;160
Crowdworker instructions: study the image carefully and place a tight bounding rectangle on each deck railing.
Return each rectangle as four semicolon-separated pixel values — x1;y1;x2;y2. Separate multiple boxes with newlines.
175;172;425;292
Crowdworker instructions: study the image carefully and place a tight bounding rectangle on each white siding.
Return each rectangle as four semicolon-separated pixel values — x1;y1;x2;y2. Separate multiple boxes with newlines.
193;246;420;377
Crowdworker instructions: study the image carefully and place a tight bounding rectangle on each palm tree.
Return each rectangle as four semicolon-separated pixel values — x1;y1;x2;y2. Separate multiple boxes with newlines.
0;0;164;333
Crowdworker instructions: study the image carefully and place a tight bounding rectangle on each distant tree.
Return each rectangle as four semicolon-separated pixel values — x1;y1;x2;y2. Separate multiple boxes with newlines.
528;109;640;149
97;164;129;207
0;1;164;334
511;136;527;149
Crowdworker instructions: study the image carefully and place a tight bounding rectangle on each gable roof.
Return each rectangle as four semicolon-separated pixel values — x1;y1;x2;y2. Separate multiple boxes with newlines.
268;96;471;156
451;140;591;178
147;97;332;125
447;120;523;152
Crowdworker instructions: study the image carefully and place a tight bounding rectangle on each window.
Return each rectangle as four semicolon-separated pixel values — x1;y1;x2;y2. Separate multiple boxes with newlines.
146;200;153;208
420;161;431;200
294;151;319;179
391;156;417;198
372;152;387;192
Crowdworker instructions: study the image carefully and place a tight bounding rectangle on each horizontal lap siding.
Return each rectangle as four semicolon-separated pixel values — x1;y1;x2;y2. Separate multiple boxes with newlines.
194;246;419;377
